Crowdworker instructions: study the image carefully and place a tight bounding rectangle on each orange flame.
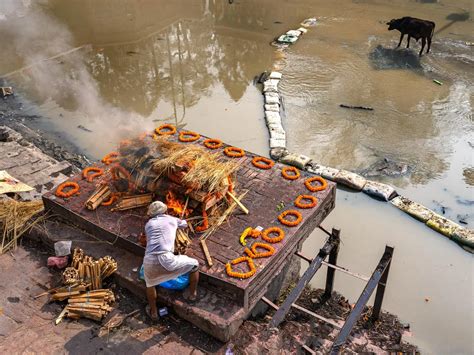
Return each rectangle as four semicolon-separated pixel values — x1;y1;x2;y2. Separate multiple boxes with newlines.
166;190;190;217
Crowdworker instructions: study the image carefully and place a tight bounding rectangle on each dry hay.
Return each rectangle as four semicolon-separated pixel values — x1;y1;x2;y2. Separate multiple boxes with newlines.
151;139;240;194
0;197;44;254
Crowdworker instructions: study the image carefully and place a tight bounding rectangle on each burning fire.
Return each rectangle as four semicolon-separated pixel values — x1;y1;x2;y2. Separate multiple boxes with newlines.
166;190;190;217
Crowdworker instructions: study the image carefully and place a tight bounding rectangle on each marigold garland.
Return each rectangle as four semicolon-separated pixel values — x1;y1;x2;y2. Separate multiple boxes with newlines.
244;242;275;258
155;124;176;136
101;152;119;165
195;210;209;232
224;147;245;158
82;167;104;182
178;131;201;142
55;182;80;198
249;229;261;238
110;164;131;181
278;210;303;227
225;256;256;279
262;227;285;243
304;176;328;192
101;194;118;206
282;166;300;180
252;156;274;170
203;138;223;149
294;195;318;209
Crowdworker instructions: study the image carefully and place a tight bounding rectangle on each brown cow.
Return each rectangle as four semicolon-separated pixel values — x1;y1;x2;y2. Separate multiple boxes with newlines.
387;17;436;56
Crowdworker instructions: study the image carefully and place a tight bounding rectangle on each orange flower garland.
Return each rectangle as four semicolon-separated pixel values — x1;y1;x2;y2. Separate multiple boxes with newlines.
252;156;274;170
278;210;303;227
155;124;176;136
304;176;327;192
82;167;104;182
55;182;80;198
178;131;201;142
224;147;245;158
294;195;318;209
101;194;118;206
244;242;275;258
249;228;261;238
195;210;209;232
203;138;223;149
262;227;285;243
102;152;119;165
110;164;131;181
225;256;256;279
282;166;300;180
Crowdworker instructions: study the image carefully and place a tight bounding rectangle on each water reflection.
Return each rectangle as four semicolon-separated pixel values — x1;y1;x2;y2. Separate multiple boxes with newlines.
368;45;422;70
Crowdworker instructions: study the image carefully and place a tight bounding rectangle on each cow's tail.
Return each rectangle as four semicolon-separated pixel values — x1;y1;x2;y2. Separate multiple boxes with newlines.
430;21;436;39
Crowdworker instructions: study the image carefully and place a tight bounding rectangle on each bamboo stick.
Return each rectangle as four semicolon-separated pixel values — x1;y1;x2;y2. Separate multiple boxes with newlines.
226;191;249;214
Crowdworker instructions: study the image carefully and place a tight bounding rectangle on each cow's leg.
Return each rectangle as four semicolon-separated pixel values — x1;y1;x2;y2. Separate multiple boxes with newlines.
406;35;411;48
397;33;405;48
419;37;426;56
427;36;432;53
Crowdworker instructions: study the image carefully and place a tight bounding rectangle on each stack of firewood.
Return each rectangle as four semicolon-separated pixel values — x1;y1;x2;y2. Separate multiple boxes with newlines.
110;193;152;211
69;248;117;289
64;289;115;321
175;229;191;254
85;184;111;210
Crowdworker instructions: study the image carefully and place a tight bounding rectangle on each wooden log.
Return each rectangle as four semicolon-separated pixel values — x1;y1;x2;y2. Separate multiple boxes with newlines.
226;191;249;214
200;239;213;267
85;184;111;210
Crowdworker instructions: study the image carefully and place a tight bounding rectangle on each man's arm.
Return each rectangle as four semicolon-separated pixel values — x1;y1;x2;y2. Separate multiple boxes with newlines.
176;218;188;229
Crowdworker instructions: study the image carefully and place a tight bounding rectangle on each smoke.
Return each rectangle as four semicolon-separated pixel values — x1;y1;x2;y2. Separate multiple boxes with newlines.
0;0;154;157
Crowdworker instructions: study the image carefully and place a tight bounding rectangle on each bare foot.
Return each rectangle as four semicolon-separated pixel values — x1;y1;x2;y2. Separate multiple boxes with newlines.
145;305;158;321
183;289;197;302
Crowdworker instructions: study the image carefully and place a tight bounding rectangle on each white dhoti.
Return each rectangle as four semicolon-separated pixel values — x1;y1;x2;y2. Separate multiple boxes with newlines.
143;251;198;288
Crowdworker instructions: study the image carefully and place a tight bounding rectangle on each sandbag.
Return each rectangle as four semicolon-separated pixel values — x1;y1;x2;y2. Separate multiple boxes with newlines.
270;130;286;140
307;163;340;180
334;170;367;191
297;27;308;34
264;93;280;105
390;196;433;222
267;123;285;134
270;147;289;160
277;34;298;44
362;180;398;201
426;213;460;239
265;111;282;126
269;71;282;80
263;79;279;93
270;138;286;149
280;153;312;170
264;103;280;112
451;227;474;249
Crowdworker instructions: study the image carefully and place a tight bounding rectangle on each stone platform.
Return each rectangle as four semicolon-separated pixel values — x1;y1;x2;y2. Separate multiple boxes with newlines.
41;135;336;341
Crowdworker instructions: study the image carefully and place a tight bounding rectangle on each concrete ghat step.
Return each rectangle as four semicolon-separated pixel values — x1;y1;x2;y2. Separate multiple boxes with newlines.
29;220;245;342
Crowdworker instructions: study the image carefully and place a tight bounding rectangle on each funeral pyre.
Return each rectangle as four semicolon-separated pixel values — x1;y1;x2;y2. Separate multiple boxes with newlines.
55;132;241;255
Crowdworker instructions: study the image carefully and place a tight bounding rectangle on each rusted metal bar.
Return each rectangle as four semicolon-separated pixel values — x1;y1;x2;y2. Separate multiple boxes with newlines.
270;235;338;328
318;225;332;237
296;251;370;282
371;245;394;322
323;228;340;299
261;297;341;329
329;246;394;354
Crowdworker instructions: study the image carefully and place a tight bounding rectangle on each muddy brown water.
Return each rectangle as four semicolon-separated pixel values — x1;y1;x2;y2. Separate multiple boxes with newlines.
0;0;473;353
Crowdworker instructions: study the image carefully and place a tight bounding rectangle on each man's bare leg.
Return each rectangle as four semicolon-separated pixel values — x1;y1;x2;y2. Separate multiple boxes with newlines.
146;286;158;319
184;270;199;301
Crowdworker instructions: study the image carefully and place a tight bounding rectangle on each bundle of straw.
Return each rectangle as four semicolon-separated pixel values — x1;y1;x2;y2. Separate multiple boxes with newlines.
151;144;239;194
0;197;44;254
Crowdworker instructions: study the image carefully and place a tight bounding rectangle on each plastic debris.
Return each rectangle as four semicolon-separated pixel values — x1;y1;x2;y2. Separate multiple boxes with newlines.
300;18;317;27
0;87;13;98
47;256;69;269
277;34;299;44
158;307;168;317
433;79;443;85
334;170;367;191
363;180;398;201
340;104;374;111
54;241;72;257
390;196;434;222
280;153;312;170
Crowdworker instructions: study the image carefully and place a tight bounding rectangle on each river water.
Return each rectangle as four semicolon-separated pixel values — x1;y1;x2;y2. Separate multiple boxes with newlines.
0;0;472;353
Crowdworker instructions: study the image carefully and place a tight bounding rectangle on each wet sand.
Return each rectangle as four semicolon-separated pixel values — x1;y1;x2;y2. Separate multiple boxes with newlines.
0;0;473;353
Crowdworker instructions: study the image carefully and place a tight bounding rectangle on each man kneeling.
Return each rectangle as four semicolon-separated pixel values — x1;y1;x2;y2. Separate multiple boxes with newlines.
143;201;199;320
